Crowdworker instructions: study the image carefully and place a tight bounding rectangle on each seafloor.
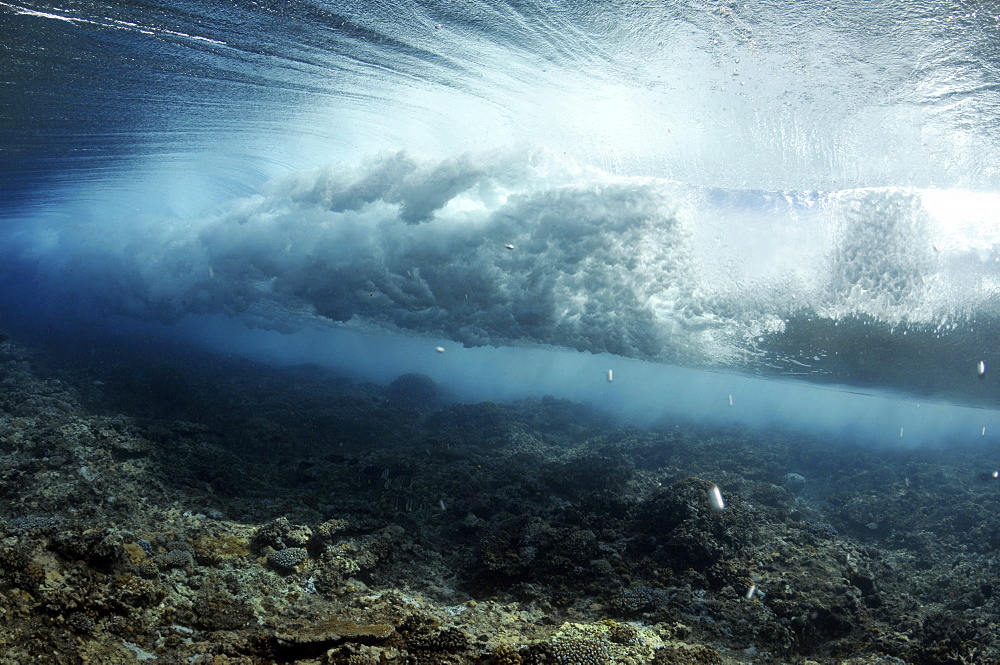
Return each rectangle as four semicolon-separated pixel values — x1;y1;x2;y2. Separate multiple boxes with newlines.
1;332;999;665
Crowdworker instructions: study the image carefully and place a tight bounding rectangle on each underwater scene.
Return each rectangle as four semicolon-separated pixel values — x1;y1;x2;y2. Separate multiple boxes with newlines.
3;1;1000;663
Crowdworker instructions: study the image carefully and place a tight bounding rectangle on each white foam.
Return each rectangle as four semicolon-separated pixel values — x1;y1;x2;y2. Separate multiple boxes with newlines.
6;152;1000;376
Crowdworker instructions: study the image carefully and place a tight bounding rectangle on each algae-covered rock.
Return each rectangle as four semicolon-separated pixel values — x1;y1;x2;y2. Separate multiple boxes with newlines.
651;640;722;664
254;517;312;550
190;532;250;564
384;373;439;407
267;546;308;569
632;477;757;587
272;614;396;662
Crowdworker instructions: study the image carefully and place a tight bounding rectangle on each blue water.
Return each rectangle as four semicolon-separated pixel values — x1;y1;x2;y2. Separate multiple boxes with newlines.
3;0;1000;444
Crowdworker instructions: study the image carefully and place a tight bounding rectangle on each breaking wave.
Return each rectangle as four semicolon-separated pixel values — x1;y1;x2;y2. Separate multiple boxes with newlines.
5;150;1000;405
4;0;1000;409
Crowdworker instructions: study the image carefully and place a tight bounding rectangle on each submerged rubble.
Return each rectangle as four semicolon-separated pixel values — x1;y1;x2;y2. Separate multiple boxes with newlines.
1;333;1000;664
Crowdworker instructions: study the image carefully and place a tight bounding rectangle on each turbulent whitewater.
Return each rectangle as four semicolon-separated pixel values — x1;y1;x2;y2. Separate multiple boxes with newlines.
3;0;1000;406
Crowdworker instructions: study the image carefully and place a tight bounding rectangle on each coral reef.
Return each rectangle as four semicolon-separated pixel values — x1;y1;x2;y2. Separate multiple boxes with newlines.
1;334;999;664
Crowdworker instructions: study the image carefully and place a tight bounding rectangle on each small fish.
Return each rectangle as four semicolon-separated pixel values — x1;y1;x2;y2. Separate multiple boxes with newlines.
504;243;515;250
978;360;986;378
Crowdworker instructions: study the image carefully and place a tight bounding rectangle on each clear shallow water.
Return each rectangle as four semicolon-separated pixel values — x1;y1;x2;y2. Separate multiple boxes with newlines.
3;0;1000;422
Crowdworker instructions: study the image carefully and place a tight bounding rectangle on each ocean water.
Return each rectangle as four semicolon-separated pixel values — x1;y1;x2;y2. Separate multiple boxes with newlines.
3;0;1000;445
8;5;1000;664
